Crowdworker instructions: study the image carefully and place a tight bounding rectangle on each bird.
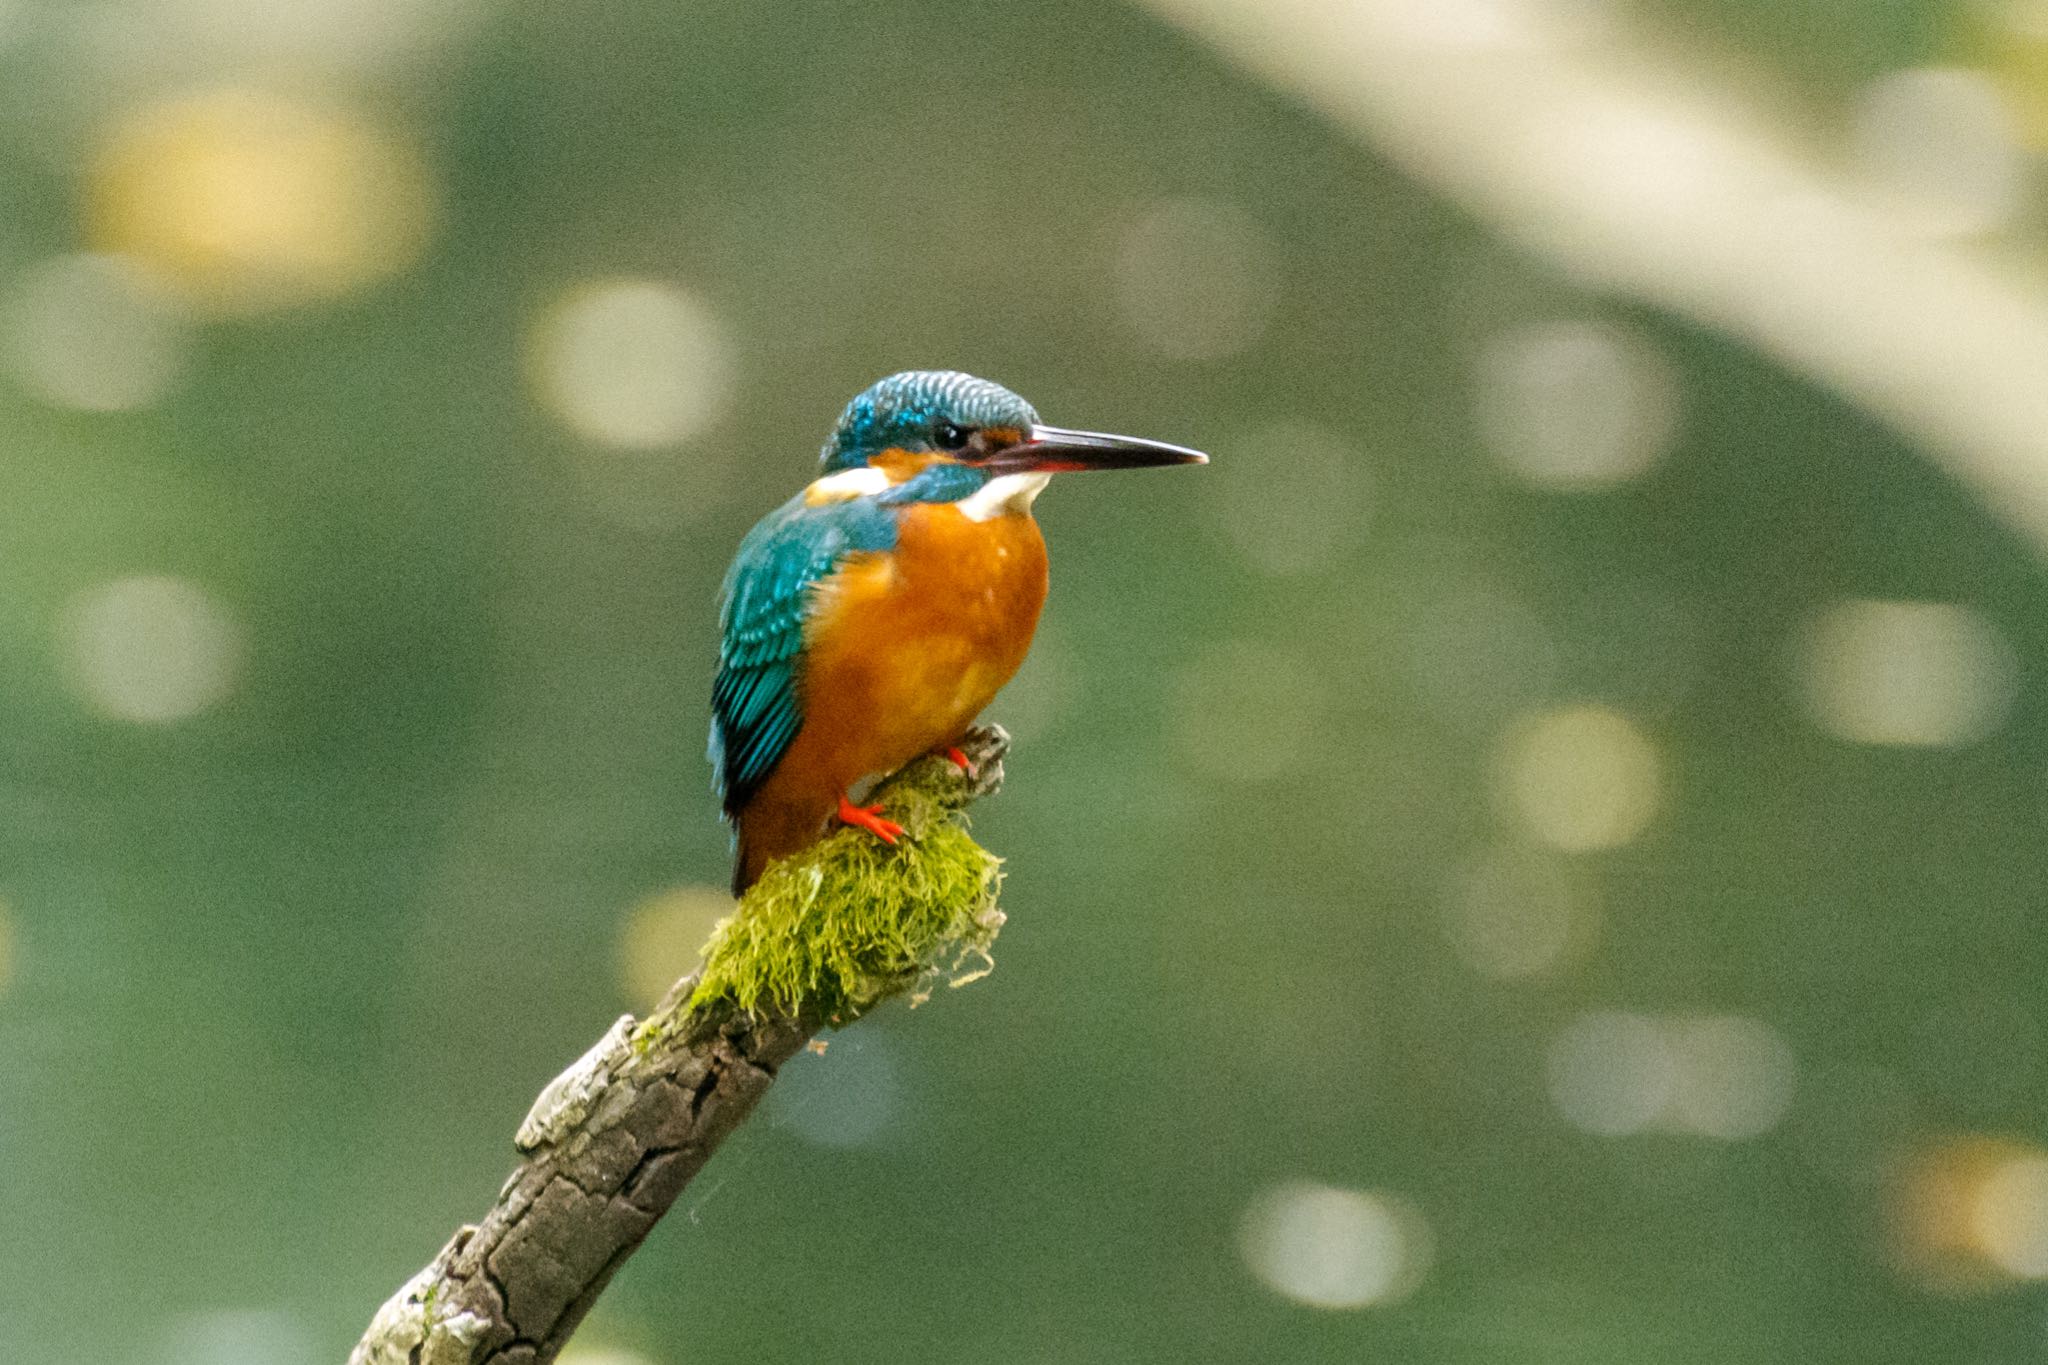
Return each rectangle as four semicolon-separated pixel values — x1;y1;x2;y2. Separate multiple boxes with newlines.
710;370;1207;894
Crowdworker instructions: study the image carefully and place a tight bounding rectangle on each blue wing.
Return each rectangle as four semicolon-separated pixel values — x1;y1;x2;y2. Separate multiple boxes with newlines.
710;491;897;816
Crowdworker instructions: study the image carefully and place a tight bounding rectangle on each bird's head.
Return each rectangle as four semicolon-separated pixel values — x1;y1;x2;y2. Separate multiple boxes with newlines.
811;370;1205;512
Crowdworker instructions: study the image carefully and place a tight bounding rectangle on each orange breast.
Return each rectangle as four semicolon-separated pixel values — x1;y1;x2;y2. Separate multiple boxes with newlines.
801;501;1048;779
731;501;1048;890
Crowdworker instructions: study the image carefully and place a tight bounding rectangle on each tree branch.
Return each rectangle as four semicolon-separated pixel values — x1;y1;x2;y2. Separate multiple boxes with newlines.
351;726;1012;1365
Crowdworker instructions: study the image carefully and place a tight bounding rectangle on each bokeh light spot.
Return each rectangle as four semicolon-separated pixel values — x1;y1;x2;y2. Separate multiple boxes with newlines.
1973;1;2048;149
616;884;731;1010
6;253;188;411
775;1034;900;1150
1113;197;1280;361
530;278;735;449
1169;639;1327;782
1853;67;2023;238
1799;599;2016;747
1547;1011;1675;1137
89;88;437;314
1888;1135;2048;1293
1211;420;1371;576
160;1309;314;1365
558;1348;656;1365
1371;0;1549;50
154;0;490;77
1973;1150;2048;1278
1441;842;1599;980
59;574;245;724
1495;704;1662;851
1663;1015;1798;1140
1999;0;2048;42
1551;1011;1797;1139
1238;1182;1432;1309
1476;319;1677;490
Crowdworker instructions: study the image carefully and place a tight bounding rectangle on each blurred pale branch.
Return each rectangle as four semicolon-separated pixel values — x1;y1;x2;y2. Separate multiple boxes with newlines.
1138;0;2048;556
349;728;1012;1365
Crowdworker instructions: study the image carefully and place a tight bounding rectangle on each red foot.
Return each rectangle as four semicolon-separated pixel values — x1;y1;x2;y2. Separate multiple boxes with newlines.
836;793;905;845
944;746;976;778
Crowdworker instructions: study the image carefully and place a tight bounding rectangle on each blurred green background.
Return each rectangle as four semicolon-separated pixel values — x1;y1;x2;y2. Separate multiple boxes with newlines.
3;0;2048;1361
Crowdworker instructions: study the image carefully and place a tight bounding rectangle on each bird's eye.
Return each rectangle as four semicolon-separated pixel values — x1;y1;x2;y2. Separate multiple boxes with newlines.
933;421;971;451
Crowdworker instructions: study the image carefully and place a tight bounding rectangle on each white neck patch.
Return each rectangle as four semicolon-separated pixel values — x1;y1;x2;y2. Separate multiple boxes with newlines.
956;472;1051;522
804;465;892;505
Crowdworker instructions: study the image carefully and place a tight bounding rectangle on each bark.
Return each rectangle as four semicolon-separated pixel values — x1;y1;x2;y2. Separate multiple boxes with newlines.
351;726;1010;1365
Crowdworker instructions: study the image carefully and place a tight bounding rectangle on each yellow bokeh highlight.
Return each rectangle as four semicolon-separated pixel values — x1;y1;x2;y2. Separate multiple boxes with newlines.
1973;1150;2048;1277
557;1348;656;1365
616;884;733;1009
527;278;736;449
1887;1134;2048;1293
1959;3;2048;149
87;88;437;314
1494;704;1662;852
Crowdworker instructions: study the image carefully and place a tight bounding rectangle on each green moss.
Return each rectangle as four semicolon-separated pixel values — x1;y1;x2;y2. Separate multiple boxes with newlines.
685;761;1006;1025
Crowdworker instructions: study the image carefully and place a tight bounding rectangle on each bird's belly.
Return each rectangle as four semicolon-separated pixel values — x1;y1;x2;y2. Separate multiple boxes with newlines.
798;507;1047;787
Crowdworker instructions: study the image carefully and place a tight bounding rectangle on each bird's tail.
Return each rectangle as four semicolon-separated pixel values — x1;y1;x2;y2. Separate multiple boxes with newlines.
730;790;834;895
730;832;761;897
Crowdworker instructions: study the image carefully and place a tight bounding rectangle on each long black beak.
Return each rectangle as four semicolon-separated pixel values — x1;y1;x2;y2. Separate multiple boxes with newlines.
985;424;1209;474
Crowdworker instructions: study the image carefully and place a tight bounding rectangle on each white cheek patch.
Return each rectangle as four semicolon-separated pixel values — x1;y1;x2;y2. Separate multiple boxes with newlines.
804;465;892;505
956;472;1050;522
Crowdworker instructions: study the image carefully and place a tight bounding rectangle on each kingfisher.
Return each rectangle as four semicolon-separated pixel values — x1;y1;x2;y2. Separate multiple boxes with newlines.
710;370;1207;893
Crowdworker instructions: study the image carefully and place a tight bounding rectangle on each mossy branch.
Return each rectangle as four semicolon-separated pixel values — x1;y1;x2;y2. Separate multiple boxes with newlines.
350;726;1013;1365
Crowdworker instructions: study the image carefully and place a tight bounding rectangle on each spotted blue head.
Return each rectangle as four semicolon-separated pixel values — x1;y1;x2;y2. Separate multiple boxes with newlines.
812;370;1207;510
822;371;1040;473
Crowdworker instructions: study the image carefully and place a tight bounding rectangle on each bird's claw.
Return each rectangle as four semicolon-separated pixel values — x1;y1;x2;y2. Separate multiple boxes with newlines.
943;746;976;779
836;793;905;845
